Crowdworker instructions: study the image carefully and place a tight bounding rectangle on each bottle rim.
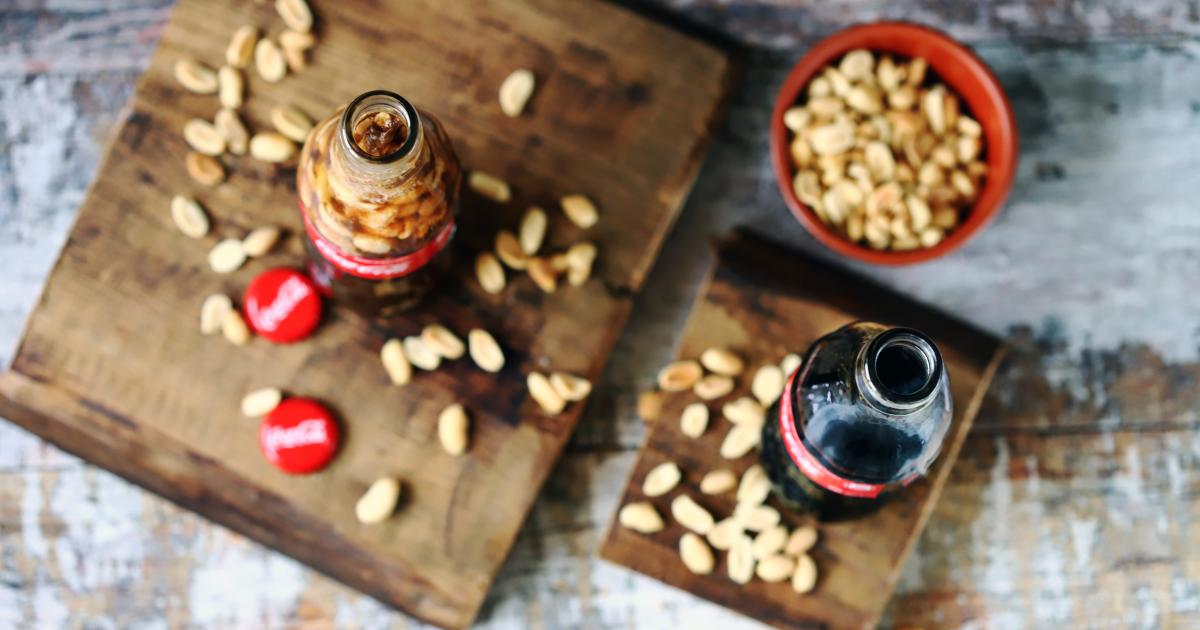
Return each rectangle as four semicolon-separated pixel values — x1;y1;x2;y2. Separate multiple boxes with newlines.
339;90;421;164
861;327;943;410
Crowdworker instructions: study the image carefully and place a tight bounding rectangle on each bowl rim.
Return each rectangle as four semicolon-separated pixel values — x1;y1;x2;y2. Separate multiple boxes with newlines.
769;21;1018;266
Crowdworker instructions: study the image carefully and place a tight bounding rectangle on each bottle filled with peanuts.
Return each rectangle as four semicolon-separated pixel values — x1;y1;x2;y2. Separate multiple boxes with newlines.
296;90;461;318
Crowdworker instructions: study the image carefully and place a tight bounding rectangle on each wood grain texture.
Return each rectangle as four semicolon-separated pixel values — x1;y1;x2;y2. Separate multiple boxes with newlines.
6;1;1200;628
599;231;1004;629
0;0;732;628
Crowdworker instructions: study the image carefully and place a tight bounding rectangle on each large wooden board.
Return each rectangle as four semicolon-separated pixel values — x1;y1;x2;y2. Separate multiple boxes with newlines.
0;1;733;628
600;231;1005;629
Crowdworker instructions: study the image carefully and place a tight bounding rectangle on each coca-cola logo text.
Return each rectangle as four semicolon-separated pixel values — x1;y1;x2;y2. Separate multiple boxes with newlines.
255;275;310;332
262;418;329;456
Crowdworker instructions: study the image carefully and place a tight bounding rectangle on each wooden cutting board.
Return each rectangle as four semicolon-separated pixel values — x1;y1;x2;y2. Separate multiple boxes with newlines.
0;1;732;628
599;231;1004;629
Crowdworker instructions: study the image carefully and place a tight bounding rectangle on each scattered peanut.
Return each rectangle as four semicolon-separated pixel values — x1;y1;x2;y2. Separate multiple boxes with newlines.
693;374;734;400
737;464;771;506
241;387;282;417
217;66;243;109
279;30;315;72
560;194;598;228
494;230;527;270
723;397;765;427
751;525;788;560
565;241;596;286
174;59;218;94
170;195;210;239
550;372;592;402
249;133;296;163
751;365;785;406
183;119;225;156
733;503;780;532
242;226;281;258
657;360;702;392
518;206;547;255
469;171;511;202
403;336;440;371
700;347;744;376
498;68;536;118
528;372;565;414
784;525;819;556
618;502;664;534
679;533;715;575
254;38;287;82
226;26;257;68
380;338;411;386
679;402;709;438
215;108;249;155
475;252;506;294
468;329;504;373
200;294;232;335
699;469;736;495
271;105;313;142
756;554;796;583
671;494;715;535
275;0;314;33
185;152;225;186
437;403;469;455
355;477;400;524
637;390;663;421
221;309;251;345
208;238;247;274
421;324;465;360
720;423;761;459
707;517;740;551
642;461;682;497
527;257;558;293
791;553;819;593
727;534;756;585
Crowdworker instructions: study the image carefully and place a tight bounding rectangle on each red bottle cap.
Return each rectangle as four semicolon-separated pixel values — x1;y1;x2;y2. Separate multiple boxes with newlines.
259;397;340;474
243;267;322;343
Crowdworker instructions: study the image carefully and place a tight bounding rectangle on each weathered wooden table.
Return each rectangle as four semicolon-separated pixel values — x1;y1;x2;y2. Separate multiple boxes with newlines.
2;1;1199;627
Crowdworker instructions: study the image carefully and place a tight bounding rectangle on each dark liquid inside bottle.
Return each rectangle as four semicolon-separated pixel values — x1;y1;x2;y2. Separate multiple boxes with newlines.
760;323;952;521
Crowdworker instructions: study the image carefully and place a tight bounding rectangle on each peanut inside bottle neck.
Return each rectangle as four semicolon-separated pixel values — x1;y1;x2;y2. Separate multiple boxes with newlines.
335;90;424;177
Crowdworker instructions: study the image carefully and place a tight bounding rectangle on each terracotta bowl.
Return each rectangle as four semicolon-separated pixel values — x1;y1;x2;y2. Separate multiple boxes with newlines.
770;22;1018;265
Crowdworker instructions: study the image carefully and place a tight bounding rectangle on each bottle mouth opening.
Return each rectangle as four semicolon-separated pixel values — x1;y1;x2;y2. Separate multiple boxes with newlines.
866;328;942;406
340;90;420;164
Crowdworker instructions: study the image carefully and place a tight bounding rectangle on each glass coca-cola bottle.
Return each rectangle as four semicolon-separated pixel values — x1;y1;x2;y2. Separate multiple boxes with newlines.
760;322;952;520
296;90;461;318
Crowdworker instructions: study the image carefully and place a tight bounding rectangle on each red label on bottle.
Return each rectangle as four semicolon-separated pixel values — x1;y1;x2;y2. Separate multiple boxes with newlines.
779;369;889;499
300;201;454;280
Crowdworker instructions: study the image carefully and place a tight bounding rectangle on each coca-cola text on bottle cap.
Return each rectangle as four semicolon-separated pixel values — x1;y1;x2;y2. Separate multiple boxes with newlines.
259;397;340;474
243;267;322;343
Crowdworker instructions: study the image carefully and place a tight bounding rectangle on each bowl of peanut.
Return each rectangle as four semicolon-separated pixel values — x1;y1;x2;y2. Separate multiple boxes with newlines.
770;22;1017;265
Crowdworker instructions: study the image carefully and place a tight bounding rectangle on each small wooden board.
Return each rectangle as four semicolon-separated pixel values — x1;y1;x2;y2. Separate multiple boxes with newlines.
599;231;1005;629
0;1;733;628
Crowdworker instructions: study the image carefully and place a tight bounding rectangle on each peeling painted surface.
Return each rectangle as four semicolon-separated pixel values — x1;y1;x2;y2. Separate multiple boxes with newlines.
3;1;1200;628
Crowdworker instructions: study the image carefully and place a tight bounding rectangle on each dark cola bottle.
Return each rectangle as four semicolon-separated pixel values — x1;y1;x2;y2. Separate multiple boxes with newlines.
759;322;952;521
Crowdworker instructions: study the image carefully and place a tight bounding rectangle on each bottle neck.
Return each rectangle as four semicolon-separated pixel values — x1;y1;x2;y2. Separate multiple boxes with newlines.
855;328;942;415
331;90;425;191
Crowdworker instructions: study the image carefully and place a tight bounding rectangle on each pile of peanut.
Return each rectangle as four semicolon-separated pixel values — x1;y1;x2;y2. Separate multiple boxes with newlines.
622;349;820;594
783;49;987;251
174;0;318;177
173;0;323;345
468;171;599;296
